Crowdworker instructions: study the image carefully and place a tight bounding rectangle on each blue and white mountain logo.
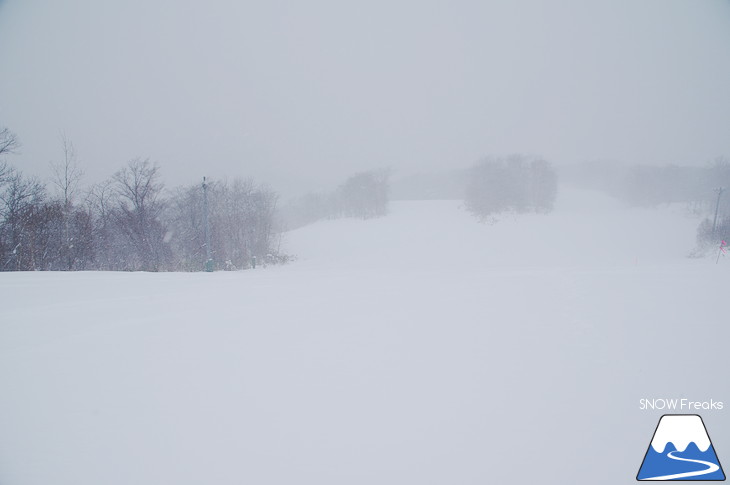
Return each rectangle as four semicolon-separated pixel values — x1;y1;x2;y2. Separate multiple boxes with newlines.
637;414;725;481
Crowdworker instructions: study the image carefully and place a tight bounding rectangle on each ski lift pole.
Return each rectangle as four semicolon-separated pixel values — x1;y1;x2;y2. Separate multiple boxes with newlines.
203;177;214;271
716;240;727;265
712;187;724;236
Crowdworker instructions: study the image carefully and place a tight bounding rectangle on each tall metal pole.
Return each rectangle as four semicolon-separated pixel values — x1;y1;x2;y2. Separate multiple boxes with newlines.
203;177;213;271
712;187;724;237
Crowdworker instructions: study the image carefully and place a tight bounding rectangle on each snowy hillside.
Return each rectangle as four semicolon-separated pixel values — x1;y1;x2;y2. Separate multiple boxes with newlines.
285;189;701;269
0;189;727;485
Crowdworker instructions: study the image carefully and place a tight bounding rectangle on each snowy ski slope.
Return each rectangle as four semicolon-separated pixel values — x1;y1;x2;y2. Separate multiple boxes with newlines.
0;189;727;485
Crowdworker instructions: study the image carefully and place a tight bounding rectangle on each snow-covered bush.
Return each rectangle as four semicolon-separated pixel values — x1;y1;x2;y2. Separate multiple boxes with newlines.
465;155;557;220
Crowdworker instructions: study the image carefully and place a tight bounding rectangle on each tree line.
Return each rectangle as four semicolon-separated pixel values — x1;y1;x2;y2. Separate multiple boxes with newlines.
559;158;730;252
465;155;558;221
561;159;730;210
279;169;390;230
0;129;281;271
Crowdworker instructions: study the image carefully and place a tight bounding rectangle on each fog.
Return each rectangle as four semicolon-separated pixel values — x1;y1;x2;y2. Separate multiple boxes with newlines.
1;0;730;195
2;4;730;484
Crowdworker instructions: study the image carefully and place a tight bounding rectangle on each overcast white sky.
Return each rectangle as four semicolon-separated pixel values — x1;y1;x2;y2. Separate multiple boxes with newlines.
1;0;730;196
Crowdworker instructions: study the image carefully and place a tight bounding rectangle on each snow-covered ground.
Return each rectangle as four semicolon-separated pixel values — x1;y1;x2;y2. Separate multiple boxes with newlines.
1;189;727;484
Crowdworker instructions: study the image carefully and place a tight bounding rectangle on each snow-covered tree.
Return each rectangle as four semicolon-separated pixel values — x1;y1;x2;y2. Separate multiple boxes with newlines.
465;155;558;220
338;169;390;219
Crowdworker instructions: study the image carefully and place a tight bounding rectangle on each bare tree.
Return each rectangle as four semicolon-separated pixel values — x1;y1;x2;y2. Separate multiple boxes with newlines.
0;168;45;270
49;135;85;269
112;158;169;271
0;128;20;188
0;128;19;158
166;183;206;270
84;179;117;269
166;177;282;270
50;134;84;208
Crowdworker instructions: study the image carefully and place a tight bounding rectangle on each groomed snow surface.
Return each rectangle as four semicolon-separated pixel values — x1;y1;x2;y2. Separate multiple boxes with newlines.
1;189;728;484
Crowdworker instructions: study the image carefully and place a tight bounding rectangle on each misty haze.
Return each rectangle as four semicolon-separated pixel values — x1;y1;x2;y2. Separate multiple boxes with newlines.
1;1;730;484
